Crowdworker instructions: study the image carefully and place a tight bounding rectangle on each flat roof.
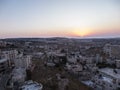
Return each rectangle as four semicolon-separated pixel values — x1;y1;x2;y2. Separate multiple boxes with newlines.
99;68;120;79
0;58;7;63
102;76;113;83
21;80;43;90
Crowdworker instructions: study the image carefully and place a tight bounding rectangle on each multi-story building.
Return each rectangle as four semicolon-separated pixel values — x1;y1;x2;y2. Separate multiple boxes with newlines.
14;55;32;69
104;44;120;59
2;50;18;60
2;50;19;67
0;58;9;74
12;68;26;84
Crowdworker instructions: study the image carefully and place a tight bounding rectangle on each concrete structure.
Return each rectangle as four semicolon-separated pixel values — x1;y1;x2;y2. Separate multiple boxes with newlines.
67;55;78;64
93;68;120;90
104;44;120;59
66;63;83;73
0;41;6;47
12;68;26;84
2;50;18;60
2;50;19;67
19;80;43;90
46;51;67;66
0;58;9;74
14;55;32;69
82;80;94;88
115;60;120;68
0;74;11;90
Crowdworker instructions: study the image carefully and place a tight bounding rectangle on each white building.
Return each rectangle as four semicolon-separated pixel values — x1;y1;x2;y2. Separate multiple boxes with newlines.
19;80;43;90
14;55;32;69
12;68;26;83
93;68;120;90
2;50;18;60
2;50;19;66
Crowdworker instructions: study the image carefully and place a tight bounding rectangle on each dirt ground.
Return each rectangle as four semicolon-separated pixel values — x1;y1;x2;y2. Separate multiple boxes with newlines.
31;59;92;90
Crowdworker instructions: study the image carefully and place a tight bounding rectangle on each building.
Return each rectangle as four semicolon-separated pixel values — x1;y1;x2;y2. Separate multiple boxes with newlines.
2;50;18;60
12;68;26;84
2;50;19;67
0;58;9;74
104;44;120;59
66;63;83;74
19;80;43;90
0;41;6;47
0;56;11;90
115;60;120;69
92;68;120;90
46;51;67;66
14;55;32;69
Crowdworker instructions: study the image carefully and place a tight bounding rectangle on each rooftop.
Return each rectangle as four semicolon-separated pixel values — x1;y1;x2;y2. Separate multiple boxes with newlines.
20;80;43;90
82;81;94;87
99;68;120;79
0;58;7;63
102;76;113;83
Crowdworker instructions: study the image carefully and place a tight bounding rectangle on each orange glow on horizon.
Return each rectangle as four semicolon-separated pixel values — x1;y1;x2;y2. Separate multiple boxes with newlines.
72;28;92;37
3;28;119;39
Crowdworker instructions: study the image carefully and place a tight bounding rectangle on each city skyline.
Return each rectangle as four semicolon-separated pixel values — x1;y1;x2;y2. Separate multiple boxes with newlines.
0;0;120;38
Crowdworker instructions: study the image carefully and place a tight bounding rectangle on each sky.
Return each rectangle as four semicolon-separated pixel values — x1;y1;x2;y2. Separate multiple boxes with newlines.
0;0;120;38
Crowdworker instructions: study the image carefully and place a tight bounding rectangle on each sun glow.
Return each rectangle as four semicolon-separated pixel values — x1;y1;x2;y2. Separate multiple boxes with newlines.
72;28;91;37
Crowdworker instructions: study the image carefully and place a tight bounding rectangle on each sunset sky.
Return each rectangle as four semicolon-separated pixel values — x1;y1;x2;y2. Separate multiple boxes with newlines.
0;0;120;38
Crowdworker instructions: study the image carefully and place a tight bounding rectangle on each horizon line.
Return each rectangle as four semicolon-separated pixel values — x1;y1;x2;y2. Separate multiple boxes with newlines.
1;36;120;40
